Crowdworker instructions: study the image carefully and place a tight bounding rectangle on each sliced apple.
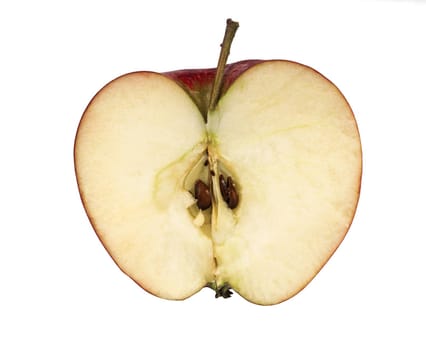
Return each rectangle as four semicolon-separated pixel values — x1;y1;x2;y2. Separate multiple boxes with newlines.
74;20;362;305
208;60;361;304
75;72;215;299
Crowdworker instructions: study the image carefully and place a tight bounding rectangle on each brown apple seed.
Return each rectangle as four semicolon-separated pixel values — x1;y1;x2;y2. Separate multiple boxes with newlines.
194;180;211;210
219;174;229;203
226;176;239;209
219;174;239;209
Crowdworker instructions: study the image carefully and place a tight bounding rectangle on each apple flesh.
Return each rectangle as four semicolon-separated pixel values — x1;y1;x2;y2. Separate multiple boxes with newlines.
74;59;362;305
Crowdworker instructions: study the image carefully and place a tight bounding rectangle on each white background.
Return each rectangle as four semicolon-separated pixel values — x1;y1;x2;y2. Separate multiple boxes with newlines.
1;0;425;349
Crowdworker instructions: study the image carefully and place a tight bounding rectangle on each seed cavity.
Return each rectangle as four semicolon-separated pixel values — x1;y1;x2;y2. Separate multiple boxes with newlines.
194;179;212;210
219;174;239;209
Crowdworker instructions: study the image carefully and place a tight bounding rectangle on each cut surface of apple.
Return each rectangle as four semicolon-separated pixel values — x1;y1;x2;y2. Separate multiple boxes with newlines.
75;72;214;299
75;59;361;305
209;61;361;304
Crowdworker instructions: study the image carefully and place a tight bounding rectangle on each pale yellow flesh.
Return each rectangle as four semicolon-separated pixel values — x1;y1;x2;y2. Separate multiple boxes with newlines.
75;72;214;299
209;61;361;304
75;61;362;305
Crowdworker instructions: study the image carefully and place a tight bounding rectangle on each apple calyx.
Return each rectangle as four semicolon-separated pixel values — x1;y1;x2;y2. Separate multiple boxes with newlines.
206;281;233;299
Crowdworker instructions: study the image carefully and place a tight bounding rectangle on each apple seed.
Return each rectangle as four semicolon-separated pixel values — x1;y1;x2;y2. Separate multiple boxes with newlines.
219;174;229;203
219;174;239;209
194;180;212;210
226;176;239;209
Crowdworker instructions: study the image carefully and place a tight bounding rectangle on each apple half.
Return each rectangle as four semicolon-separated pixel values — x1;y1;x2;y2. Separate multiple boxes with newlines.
74;22;362;305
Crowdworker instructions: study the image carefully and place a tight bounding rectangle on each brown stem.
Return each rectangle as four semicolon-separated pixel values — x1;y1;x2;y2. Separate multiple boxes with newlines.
208;19;239;111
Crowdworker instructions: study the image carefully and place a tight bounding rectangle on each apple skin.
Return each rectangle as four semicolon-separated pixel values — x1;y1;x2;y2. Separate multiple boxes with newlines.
164;60;262;118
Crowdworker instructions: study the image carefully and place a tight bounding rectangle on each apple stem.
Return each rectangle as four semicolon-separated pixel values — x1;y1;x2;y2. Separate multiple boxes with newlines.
208;19;239;111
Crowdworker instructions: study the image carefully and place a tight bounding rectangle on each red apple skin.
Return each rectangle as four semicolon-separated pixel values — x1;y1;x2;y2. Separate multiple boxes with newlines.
164;60;263;118
165;59;262;90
